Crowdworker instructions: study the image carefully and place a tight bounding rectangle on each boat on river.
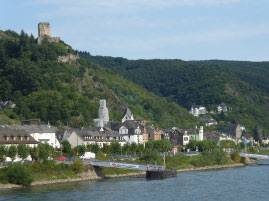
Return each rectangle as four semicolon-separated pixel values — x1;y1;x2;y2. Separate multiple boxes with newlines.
146;169;177;179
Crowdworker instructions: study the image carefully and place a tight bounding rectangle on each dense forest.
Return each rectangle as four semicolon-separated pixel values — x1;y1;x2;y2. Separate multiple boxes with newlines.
0;30;197;128
80;53;269;134
190;60;269;94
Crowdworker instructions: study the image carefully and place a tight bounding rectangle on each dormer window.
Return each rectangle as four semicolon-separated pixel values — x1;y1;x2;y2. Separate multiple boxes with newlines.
27;136;29;141
6;136;9;141
20;136;23;141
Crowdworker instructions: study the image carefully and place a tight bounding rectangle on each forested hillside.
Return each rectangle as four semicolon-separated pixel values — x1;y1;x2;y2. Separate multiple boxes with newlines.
190;60;269;94
0;30;197;128
80;53;269;134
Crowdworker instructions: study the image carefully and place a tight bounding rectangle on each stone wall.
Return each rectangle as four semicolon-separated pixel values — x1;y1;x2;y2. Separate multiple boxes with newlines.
58;53;79;63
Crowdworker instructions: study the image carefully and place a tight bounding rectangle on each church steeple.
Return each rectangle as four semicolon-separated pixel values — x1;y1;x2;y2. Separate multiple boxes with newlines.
122;107;134;122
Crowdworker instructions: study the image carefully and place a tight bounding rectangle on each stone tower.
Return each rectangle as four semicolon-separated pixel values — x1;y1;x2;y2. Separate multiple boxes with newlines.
37;22;60;45
94;100;109;127
38;22;50;38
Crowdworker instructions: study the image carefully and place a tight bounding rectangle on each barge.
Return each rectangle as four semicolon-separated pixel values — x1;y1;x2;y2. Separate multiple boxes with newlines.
146;169;177;179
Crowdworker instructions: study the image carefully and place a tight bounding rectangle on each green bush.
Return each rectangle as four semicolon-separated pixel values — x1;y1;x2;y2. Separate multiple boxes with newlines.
240;157;246;164
0;167;9;184
231;152;241;163
71;159;84;173
7;163;33;186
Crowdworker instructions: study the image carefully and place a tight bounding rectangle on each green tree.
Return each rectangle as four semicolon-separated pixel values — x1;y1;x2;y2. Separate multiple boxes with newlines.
29;146;39;161
62;141;72;155
87;143;100;154
122;143;131;155
130;142;137;155
0;145;7;163
102;144;110;154
159;139;172;153
38;143;52;161
8;145;17;162
17;144;30;161
110;142;121;154
137;143;144;155
74;145;86;156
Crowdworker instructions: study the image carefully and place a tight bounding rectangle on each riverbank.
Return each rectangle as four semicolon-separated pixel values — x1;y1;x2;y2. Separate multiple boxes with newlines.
0;160;258;190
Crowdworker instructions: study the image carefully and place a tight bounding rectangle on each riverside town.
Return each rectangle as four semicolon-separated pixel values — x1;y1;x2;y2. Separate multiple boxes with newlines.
1;13;269;201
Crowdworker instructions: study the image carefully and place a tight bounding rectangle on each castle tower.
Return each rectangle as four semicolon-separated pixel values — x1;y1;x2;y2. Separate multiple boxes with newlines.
38;22;50;38
94;99;109;127
37;22;60;45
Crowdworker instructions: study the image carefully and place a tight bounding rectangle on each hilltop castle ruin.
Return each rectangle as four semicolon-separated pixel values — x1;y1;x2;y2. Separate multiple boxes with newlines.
37;22;60;45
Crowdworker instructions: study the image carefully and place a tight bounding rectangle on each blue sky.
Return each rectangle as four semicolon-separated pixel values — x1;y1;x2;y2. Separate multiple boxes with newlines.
1;0;269;61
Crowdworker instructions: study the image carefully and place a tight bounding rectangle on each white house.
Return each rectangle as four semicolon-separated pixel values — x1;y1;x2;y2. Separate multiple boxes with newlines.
217;103;228;113
116;120;143;144
0;127;39;148
189;105;208;117
3;124;60;148
206;119;218;127
57;128;126;148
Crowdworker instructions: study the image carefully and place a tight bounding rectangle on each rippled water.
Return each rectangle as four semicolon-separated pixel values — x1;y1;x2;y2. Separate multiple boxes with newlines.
1;161;269;201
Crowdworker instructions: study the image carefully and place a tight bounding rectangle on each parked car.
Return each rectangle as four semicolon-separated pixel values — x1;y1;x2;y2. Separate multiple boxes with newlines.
79;152;95;160
56;156;66;161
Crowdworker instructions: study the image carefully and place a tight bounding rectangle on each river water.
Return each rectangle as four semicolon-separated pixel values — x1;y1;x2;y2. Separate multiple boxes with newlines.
1;161;269;201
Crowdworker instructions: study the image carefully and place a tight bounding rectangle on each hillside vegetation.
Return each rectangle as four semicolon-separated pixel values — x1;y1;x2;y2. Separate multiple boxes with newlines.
80;53;269;134
0;30;197;128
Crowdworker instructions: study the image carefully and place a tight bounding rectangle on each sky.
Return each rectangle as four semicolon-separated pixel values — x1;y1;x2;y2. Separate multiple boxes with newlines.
1;0;269;61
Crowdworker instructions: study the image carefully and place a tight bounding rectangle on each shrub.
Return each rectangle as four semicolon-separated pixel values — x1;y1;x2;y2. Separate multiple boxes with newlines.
71;159;84;173
231;152;241;163
240;157;246;164
0;167;9;184
7;163;33;186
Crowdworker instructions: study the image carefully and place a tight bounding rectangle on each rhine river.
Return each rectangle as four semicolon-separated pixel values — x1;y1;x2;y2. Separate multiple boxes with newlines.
1;161;269;201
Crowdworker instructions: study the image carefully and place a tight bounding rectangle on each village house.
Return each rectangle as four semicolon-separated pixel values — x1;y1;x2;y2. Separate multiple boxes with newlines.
0;100;16;111
217;103;228;113
57;128;125;148
0;127;39;147
2;123;60;148
179;126;204;141
189;105;208;117
204;131;236;141
115;120;143;144
225;124;242;143
205;119;218;127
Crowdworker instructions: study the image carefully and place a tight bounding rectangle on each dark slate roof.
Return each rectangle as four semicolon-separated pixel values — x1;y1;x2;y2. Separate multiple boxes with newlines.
104;121;121;130
1;124;57;133
122;107;132;119
0;128;39;145
225;124;238;136
179;128;199;135
61;128;125;142
116;120;140;130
